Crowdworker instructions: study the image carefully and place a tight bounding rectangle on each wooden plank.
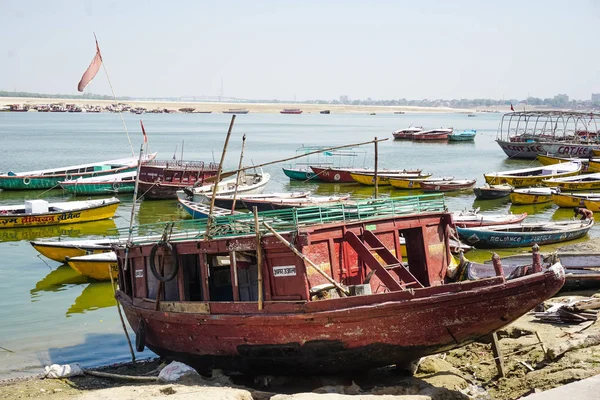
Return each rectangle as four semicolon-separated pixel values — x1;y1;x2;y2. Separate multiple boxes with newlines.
490;331;506;378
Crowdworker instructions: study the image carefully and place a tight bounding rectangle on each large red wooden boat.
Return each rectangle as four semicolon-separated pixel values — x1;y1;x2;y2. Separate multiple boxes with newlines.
113;194;564;374
137;160;219;199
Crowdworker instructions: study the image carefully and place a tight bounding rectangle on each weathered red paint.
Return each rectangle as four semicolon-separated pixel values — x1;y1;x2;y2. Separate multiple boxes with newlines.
115;210;565;374
138;161;218;199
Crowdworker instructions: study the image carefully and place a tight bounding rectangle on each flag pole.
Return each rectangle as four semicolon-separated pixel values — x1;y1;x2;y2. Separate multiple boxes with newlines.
93;33;135;157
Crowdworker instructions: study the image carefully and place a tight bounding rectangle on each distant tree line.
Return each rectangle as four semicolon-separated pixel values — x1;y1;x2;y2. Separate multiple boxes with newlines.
0;91;129;101
1;90;597;110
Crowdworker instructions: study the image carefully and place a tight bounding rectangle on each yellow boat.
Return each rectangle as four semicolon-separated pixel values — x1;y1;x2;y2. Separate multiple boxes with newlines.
510;187;555;205
551;192;600;208
66;252;118;281
587;159;600;173
542;172;600;191
484;161;582;188
30;238;113;262
350;171;432;186
389;176;453;189
581;198;600;212
536;154;589;166
0;197;119;228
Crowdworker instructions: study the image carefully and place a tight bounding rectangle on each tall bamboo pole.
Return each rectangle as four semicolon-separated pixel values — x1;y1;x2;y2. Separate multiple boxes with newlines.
253;207;264;310
204;115;236;238
230;134;247;214
374;136;379;199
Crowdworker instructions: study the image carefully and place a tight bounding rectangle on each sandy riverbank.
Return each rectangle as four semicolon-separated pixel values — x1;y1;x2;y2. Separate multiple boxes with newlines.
0;97;494;115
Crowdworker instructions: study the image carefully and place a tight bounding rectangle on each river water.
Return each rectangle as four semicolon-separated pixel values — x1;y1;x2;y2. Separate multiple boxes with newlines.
0;110;596;379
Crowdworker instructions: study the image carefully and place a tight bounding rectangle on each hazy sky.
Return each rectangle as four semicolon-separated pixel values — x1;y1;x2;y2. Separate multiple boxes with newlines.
1;0;599;101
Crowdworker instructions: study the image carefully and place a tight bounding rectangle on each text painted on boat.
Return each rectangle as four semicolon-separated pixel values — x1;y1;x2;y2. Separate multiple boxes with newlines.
273;265;297;277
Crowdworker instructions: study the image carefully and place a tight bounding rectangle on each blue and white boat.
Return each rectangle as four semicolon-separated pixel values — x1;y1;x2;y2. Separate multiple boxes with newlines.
448;129;476;142
178;198;242;219
457;219;594;248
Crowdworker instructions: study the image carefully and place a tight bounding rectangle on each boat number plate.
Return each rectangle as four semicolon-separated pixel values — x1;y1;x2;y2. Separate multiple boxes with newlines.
273;265;296;277
135;269;144;278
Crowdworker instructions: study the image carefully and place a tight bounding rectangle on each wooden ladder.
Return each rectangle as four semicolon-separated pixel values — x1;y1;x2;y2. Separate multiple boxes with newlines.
344;230;423;291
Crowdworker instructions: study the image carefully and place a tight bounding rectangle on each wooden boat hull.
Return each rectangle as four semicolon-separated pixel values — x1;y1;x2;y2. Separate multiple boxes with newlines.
0;166;137;190
509;191;553;205
0;199;119;228
117;265;563;374
30;241;111;262
67;255;118;281
536;154;589;169
457;221;593;248
496;139;600;160
138;181;193;199
452;212;527;228
282;168;321;181
420;181;476;192
484;166;581;188
581;198;600;212
310;167;366;183
551;193;599;208
473;186;512;200
60;181;135;195
351;172;431;186
542;175;600;191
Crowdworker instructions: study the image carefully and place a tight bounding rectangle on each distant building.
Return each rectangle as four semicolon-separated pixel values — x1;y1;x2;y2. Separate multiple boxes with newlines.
592;93;600;103
339;95;349;104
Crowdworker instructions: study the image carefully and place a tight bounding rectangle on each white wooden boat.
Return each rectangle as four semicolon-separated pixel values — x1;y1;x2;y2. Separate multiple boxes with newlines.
177;170;270;203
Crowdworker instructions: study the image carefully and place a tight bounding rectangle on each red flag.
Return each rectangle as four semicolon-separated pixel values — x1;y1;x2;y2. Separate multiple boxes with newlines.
77;38;103;92
140;120;148;143
510;103;515;112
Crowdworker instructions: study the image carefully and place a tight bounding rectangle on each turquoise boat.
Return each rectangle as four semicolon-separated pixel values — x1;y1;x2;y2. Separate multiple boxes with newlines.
282;167;320;181
0;154;156;190
448;129;477;142
457;219;593;248
59;171;137;195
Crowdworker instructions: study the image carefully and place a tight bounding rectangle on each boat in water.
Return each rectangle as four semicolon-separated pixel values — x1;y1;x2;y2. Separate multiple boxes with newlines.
448;129;476;142
177;170;270;203
59;171;137;195
280;108;303;114
412;128;453;141
112;194;565;374
419;179;476;192
241;195;351;212
509;187;557;205
483;161;582;187
457;219;594;248
495;111;600;159
473;183;513;200
542;172;600;191
66;252;118;281
0;197;120;228
0;154;156;190
451;210;527;228
137;160;219;200
349;171;430;186
222;109;250;114
392;127;423;140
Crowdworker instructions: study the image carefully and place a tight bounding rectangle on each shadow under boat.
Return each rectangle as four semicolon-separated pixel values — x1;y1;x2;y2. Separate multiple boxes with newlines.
31;264;90;297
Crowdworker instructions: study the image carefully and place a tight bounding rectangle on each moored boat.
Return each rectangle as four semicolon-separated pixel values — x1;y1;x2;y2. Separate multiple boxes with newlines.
66;252;118;281
178;198;242;219
420;179;476;192
389;176;454;190
457;219;594;248
483;161;582;188
473;183;513;200
222;108;249;114
392;127;423;140
137;160;219;200
0;197;120;228
448;130;476;142
178;170;270;203
113;194;565;374
412;128;453;141
495;111;600;159
0;154;156;190
280;108;303;114
211;192;311;210
31;238;113;262
509;187;556;205
542;172;600;191
451;211;528;228
59;171;137;195
241;195;351;212
311;166;423;183
551;192;600;208
349;171;430;186
536;154;590;170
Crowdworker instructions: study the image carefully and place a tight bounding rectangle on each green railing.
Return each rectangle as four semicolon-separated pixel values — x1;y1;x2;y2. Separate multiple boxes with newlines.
110;194;446;244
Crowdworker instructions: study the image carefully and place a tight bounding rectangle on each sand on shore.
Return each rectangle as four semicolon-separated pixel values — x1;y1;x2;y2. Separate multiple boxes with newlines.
0;96;491;114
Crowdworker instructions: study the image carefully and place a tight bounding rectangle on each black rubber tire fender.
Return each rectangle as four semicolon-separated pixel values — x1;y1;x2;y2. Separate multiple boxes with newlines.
149;241;179;282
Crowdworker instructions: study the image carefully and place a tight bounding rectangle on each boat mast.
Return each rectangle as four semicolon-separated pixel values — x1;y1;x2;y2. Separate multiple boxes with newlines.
230;134;247;214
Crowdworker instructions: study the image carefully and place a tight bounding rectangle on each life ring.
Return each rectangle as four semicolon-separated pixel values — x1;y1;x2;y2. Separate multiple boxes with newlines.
65;174;73;181
92;173;98;177
135;319;146;352
112;182;121;191
23;177;31;185
334;173;341;181
149;241;179;282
